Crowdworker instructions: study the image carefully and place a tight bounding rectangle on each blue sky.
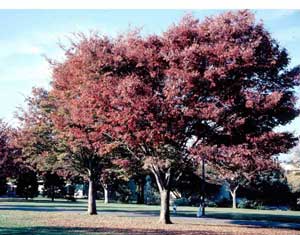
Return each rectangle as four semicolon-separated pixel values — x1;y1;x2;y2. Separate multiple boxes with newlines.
0;10;299;140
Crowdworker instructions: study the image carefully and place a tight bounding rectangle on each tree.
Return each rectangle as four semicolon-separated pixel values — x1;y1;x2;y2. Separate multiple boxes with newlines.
0;119;42;200
50;36;125;214
282;148;300;208
0;120;11;180
49;10;299;223
16;170;39;200
0;120;18;179
15;88;67;174
206;142;290;209
100;163;121;204
133;172;147;204
15;88;78;201
111;11;299;222
0;176;7;195
248;168;291;206
114;151;149;204
43;171;65;201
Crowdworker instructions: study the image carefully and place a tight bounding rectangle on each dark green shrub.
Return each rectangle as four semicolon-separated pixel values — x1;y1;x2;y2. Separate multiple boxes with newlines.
206;200;217;207
238;199;265;209
0;177;7;195
173;197;190;206
16;170;39;200
216;198;231;207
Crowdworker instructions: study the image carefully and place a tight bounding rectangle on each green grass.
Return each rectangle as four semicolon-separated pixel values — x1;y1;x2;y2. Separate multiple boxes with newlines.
0;197;300;234
1;197;300;223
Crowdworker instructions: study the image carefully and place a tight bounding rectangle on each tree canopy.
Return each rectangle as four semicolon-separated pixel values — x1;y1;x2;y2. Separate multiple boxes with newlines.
16;10;300;223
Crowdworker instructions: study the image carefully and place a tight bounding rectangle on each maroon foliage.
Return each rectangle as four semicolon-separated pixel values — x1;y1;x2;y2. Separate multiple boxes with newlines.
48;10;299;223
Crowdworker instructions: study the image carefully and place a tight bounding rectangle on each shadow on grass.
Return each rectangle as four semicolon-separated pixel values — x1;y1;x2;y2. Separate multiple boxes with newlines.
208;211;300;224
0;206;160;214
0;204;87;208
0;206;86;212
0;198;85;204
174;210;300;224
0;226;226;235
229;219;300;230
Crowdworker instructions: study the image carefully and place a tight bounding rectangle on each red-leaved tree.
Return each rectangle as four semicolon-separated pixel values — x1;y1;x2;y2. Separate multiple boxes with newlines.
111;11;299;223
50;34;126;214
49;10;299;223
206;134;292;209
0;120;16;178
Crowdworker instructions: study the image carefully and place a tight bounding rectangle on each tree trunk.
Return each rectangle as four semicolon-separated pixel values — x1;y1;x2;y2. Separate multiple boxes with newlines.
51;185;55;202
137;178;145;204
152;167;172;224
231;191;236;209
25;187;28;200
230;186;239;209
103;184;109;204
159;189;171;224
88;178;97;215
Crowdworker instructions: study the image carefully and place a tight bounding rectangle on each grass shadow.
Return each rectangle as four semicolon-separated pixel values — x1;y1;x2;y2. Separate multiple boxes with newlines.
0;226;226;235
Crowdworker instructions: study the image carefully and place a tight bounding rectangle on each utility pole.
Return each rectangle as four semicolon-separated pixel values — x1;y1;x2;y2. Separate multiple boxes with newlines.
201;156;206;216
197;156;206;217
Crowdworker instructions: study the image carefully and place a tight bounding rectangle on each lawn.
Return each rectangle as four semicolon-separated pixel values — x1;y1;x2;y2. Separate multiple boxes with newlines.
0;198;300;235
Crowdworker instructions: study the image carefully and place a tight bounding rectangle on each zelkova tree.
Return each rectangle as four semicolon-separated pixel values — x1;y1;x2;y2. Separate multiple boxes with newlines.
49;10;299;223
111;11;299;223
50;34;126;214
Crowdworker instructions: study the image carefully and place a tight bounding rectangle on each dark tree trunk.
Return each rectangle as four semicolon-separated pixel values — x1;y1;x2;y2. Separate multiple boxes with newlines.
136;177;145;204
25;187;28;200
88;177;97;215
51;185;55;202
152;166;172;224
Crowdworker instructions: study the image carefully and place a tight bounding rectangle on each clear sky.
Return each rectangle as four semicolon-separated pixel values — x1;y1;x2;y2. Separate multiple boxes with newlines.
0;10;299;139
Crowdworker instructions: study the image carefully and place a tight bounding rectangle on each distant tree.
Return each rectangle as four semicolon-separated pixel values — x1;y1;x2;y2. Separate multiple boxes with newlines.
288;145;300;168
0;120;18;178
134;173;147;204
248;168;292;205
206;139;293;209
172;165;220;203
287;171;300;195
14;88;79;202
113;150;149;204
0;120;10;175
43;171;65;201
100;168;118;204
286;171;300;210
15;88;69;176
0;176;7;195
16;170;39;200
